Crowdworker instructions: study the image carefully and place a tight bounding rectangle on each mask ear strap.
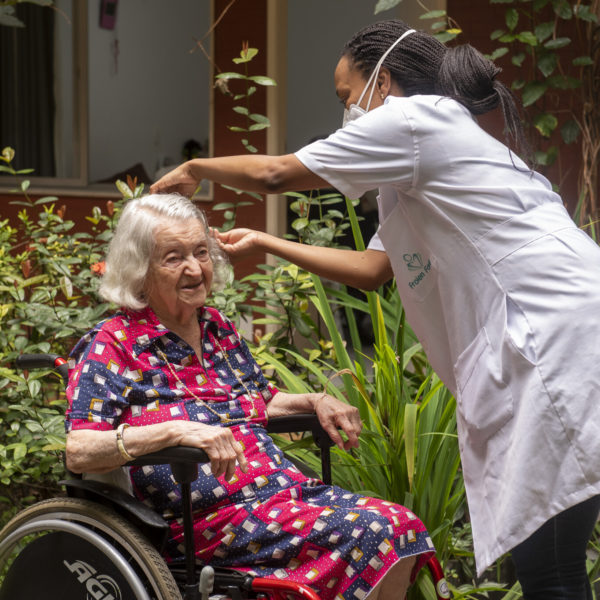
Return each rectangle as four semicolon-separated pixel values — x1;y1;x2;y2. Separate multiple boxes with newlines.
359;28;416;110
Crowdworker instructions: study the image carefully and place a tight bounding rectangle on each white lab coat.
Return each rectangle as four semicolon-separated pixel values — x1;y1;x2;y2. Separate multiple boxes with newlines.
295;95;600;573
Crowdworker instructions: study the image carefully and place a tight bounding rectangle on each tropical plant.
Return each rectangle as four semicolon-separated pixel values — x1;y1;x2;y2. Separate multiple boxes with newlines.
0;148;141;518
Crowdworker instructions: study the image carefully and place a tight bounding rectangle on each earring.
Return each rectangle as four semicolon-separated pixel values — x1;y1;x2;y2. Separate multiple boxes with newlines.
380;93;385;100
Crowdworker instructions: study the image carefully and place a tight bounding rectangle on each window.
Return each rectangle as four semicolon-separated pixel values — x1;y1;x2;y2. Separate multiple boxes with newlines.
1;0;212;196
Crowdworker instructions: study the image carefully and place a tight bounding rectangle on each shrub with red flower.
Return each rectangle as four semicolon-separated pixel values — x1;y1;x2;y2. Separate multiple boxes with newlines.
91;261;106;276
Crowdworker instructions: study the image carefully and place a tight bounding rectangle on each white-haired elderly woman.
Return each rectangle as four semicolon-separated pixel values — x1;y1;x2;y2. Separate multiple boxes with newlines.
65;193;433;600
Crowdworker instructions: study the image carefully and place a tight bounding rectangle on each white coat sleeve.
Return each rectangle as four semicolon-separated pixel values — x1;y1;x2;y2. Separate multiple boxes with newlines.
294;101;416;200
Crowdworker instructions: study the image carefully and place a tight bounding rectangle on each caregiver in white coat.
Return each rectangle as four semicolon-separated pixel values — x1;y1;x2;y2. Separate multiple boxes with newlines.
151;20;600;599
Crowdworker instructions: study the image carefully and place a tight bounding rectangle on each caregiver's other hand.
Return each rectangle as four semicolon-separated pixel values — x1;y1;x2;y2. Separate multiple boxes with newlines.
215;228;263;260
314;395;362;451
150;161;200;197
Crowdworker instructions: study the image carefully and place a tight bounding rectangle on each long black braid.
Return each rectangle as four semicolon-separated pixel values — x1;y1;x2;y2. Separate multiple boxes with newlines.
342;20;532;166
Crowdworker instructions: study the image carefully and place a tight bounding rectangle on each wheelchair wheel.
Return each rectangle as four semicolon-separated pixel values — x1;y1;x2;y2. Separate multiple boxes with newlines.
0;497;180;600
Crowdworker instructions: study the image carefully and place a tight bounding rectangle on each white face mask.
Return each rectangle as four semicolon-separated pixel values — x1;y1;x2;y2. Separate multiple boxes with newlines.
342;28;415;128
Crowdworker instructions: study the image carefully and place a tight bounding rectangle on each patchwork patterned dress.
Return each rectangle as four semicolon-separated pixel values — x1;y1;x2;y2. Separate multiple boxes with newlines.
66;306;434;600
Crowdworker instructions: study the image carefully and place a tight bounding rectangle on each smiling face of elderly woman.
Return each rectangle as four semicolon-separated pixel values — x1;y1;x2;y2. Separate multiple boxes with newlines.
99;193;228;313
143;218;213;320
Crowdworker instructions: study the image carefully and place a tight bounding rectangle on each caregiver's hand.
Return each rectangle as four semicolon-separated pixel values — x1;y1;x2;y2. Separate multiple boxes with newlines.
215;228;263;260
150;161;200;197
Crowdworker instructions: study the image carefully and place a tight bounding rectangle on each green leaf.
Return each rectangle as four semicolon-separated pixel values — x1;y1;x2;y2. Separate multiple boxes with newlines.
552;0;572;19
499;32;516;43
248;75;277;86
573;56;594;66
115;179;132;198
537;52;558;77
404;403;418;490
212;202;237;211
434;31;461;44
292;217;309;231
21;180;30;192
560;119;580;144
248;123;269;131
420;9;446;19
573;4;598;22
533;113;558;137
544;37;571;49
60;275;73;299
228;126;247;133
13;443;27;460
215;72;246;80
241;140;258;153
233;47;259;64
490;29;506;40
489;47;509;61
534;146;558;166
521;81;547;106
534;21;555;42
547;74;581;89
249;113;270;125
511;52;526;67
374;0;403;14
505;7;519;30
232;106;249;115
516;31;538;45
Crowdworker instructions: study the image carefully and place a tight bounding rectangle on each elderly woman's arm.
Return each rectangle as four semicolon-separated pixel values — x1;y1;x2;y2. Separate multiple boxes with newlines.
267;392;362;451
66;419;247;482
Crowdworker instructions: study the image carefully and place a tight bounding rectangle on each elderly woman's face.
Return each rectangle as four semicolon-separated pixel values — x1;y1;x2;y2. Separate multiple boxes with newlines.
144;218;213;318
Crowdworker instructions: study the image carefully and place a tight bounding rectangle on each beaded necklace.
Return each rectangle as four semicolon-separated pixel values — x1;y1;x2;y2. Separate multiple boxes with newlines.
158;337;259;424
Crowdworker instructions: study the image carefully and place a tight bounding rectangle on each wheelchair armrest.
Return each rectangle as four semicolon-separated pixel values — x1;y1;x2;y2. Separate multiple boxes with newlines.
125;414;331;469
126;446;209;467
126;446;209;485
267;413;335;450
123;414;334;484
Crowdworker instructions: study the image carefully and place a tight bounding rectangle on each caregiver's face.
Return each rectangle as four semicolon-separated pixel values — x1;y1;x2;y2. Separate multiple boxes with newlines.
144;218;213;318
334;55;372;111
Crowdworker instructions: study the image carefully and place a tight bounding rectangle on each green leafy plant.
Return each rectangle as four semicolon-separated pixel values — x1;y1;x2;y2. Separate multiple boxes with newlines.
212;42;276;232
0;148;141;517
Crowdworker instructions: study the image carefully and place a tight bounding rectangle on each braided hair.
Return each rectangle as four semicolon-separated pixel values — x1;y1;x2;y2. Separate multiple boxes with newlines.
342;20;531;165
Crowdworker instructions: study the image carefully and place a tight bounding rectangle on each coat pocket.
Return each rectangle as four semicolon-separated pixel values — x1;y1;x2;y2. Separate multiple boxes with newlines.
454;327;514;445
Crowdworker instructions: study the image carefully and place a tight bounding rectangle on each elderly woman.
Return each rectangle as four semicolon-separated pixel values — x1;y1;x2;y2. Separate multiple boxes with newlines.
65;193;433;600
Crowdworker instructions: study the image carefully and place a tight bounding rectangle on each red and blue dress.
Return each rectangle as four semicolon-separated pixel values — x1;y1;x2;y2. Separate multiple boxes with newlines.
65;306;434;599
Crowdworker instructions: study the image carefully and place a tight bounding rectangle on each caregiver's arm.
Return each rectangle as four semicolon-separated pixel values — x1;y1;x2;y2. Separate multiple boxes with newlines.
149;154;328;197
217;228;393;291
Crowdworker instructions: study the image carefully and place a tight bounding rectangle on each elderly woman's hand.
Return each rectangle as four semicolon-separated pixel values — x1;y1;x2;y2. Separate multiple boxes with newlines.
267;392;363;451
314;394;362;451
172;420;248;482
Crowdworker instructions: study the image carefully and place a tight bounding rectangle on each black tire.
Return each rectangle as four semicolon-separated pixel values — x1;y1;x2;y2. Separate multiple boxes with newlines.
0;497;180;600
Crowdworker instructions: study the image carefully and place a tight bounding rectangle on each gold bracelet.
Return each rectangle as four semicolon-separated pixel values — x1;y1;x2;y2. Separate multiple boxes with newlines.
116;423;135;462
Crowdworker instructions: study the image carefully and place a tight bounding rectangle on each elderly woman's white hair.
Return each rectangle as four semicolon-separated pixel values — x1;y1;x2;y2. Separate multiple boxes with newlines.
99;193;230;310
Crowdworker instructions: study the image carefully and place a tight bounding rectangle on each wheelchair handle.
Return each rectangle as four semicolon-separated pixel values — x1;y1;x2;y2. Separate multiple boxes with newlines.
15;353;69;384
15;354;69;385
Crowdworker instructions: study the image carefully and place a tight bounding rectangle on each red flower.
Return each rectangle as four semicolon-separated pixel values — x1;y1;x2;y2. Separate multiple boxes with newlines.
91;261;106;275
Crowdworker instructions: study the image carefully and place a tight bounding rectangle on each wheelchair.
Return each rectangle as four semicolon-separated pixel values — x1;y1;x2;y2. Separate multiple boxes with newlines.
0;353;451;600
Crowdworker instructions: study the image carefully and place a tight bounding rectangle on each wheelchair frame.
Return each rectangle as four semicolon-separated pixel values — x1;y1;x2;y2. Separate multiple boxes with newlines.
0;353;451;600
